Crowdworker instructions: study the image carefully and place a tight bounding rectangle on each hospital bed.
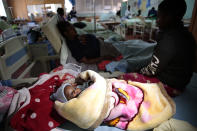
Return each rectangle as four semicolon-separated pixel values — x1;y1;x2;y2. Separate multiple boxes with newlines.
41;18;197;129
0;35;59;80
41;15;124;77
76;21;106;33
53;73;197;131
117;17;158;40
4;73;197;131
0;15;124;83
1;15;197;131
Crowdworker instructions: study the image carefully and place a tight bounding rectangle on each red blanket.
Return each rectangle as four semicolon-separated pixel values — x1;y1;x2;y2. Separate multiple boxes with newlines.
98;55;123;71
10;75;65;131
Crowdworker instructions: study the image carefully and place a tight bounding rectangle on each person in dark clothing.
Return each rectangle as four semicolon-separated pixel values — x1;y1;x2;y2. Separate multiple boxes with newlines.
116;10;121;17
57;21;121;64
137;9;141;17
140;0;196;93
67;7;77;21
0;16;7;22
57;8;65;21
27;28;42;44
65;33;100;62
147;7;157;18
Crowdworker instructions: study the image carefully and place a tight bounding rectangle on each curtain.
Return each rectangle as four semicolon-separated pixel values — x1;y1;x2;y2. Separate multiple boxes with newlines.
69;0;75;6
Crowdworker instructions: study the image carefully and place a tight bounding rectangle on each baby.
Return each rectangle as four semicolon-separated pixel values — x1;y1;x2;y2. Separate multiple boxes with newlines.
50;77;92;102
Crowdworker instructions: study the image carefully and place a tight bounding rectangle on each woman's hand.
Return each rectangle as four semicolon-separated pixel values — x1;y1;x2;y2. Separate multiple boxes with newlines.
78;35;87;45
102;55;115;60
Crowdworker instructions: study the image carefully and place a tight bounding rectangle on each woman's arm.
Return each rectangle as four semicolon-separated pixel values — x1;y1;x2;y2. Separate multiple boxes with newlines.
140;33;176;76
79;56;114;64
79;56;106;64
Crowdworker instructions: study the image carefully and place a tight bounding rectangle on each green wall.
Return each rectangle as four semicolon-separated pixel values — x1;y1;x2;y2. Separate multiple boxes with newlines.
184;0;195;19
125;0;195;19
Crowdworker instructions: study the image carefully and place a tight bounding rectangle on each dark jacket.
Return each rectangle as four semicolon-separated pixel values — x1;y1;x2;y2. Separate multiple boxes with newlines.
140;23;196;90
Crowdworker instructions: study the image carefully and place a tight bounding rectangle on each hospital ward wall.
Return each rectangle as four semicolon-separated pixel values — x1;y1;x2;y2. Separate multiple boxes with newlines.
7;0;28;19
190;0;197;72
6;0;64;20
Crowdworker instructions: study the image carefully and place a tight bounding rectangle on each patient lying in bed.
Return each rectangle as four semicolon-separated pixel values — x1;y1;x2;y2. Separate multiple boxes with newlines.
55;70;176;131
52;76;144;129
9;69;175;131
57;21;121;64
53;76;144;130
51;76;144;130
50;78;93;102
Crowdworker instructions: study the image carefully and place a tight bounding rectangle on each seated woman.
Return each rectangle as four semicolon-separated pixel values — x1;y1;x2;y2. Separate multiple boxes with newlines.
121;0;196;96
57;21;121;64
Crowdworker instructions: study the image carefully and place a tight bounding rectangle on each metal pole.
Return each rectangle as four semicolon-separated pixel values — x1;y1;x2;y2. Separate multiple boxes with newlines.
8;7;13;18
93;0;96;33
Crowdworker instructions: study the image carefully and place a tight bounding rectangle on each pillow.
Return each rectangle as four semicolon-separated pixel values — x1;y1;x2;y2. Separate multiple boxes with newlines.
73;22;87;29
100;12;115;21
41;15;69;65
41;15;62;53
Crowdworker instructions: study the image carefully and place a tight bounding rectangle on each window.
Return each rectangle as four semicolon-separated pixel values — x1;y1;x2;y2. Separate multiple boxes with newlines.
104;0;112;10
76;0;121;14
86;0;93;12
0;0;6;17
27;4;62;18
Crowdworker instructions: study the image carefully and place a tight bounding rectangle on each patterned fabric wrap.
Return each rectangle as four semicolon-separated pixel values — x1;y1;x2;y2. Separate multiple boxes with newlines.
0;86;17;114
105;79;175;131
119;73;181;97
104;81;144;129
0;86;17;122
53;71;175;131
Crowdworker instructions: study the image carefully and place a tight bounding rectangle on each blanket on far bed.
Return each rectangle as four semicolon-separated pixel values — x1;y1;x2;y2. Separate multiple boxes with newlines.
54;70;176;131
105;40;156;73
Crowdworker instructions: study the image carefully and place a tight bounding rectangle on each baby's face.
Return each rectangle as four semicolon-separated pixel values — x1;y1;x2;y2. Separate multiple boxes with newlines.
64;85;81;100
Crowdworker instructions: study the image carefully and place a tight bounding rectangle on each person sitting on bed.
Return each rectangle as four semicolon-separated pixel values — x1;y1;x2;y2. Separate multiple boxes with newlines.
67;6;77;22
57;8;66;22
57;21;121;64
125;5;132;19
138;0;195;95
50;77;93;102
147;7;157;19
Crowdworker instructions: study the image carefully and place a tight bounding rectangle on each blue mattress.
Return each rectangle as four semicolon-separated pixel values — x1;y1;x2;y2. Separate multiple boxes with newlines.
173;73;197;127
57;73;197;131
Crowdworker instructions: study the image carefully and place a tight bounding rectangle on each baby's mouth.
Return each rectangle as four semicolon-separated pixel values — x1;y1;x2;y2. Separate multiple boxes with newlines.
76;91;82;97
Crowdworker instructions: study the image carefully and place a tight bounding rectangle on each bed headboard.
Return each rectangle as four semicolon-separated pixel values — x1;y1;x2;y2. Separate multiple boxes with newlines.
41;15;69;65
0;36;31;80
41;15;62;53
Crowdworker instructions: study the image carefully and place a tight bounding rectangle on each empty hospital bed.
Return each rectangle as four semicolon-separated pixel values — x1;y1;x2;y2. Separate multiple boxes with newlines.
0;35;59;80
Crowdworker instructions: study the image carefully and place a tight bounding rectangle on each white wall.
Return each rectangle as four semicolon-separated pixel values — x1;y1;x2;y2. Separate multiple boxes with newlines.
65;0;72;13
127;0;194;19
127;0;162;17
0;0;7;16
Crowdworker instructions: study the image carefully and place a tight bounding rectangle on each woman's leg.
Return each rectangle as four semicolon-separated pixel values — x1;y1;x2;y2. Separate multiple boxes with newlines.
98;39;121;57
